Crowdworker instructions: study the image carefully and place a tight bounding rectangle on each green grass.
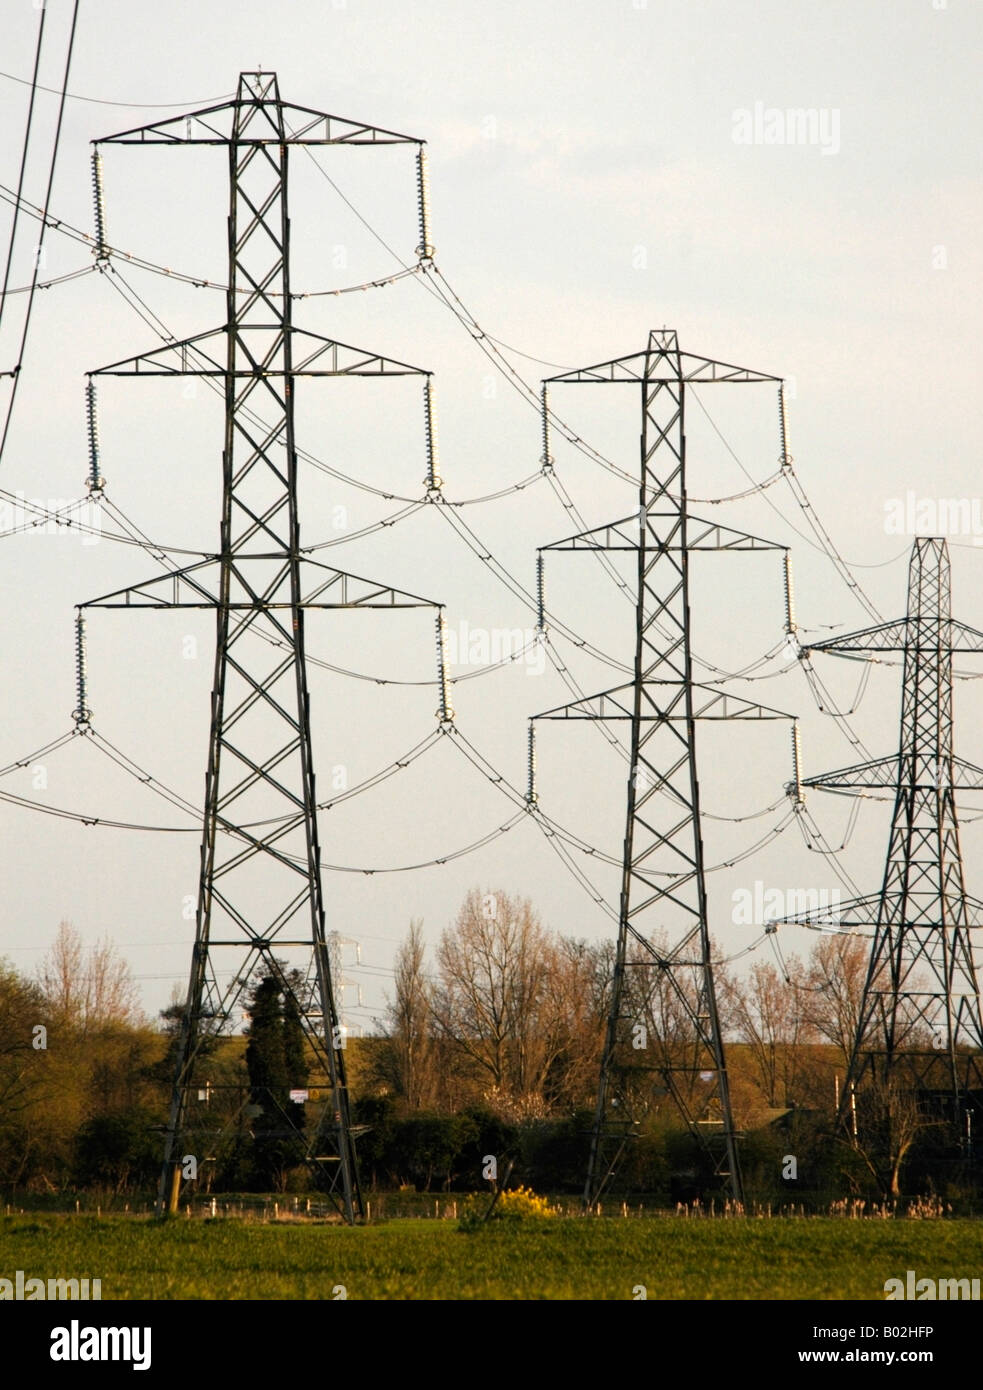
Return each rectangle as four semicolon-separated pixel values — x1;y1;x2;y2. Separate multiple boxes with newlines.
1;1213;979;1300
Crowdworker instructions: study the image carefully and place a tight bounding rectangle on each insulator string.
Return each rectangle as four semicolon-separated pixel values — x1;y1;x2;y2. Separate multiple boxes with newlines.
783;551;797;635
526;722;538;805
791;721;804;806
778;382;792;467
415;145;433;261
540;383;553;469
435;610;454;724
84;377;105;495
423;375;441;493
73;610;91;728
535;552;546;633
91;147;108;264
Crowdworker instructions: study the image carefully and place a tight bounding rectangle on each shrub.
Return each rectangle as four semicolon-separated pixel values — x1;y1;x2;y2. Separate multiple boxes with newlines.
458;1183;557;1230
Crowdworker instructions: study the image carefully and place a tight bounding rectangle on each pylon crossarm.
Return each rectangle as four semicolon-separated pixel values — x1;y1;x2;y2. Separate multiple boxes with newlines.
533;684;636;721
804;755;898;791
688;686;794;720
949;620;983;652
92;329;226;376
546;350;780;385
685;518;787;551
297;560;438;608
97;97;421;148
806;753;983;793
81;558;439;609
765;893;881;929
91;327;428;377
540;514;786;552
943;757;983;789
816;619;983;657
806;618;909;655
82;561;219;608
533;683;793;723
541;515;641;550
291;334;427;376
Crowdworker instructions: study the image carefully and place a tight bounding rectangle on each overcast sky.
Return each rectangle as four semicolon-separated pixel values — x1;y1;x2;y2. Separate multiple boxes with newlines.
0;0;981;1032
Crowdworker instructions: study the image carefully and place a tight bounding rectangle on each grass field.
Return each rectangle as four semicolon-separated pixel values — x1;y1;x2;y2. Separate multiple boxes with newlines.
1;1213;980;1299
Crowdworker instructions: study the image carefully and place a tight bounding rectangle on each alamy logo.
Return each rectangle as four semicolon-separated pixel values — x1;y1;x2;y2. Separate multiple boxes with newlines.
884;1270;981;1300
732;880;841;926
443;620;545;676
50;1320;151;1372
0;1270;101;1300
732;102;840;155
884;491;983;545
0;492;102;545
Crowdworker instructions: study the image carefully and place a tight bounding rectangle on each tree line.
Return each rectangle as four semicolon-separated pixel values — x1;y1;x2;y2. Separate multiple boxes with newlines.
0;898;976;1204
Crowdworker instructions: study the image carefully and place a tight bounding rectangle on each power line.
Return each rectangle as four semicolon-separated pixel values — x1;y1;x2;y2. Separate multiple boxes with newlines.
0;69;235;109
0;180;423;302
0;8;45;342
0;1;80;468
57;297;788;703
1;263;95;297
693;388;884;622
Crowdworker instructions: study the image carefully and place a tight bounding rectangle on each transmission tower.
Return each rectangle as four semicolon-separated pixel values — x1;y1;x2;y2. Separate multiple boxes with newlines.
786;537;983;1130
81;73;442;1221
530;330;793;1208
328;931;363;1038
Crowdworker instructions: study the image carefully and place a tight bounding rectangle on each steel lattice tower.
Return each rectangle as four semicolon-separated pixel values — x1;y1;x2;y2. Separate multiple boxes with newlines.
82;74;441;1221
788;537;983;1120
531;330;792;1208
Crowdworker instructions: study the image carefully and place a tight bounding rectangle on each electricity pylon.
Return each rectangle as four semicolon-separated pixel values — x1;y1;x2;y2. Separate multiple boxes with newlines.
82;73;441;1221
784;537;983;1127
531;330;793;1208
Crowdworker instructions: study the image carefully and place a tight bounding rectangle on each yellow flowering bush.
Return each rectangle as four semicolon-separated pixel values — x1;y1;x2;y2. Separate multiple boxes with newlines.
497;1186;557;1219
458;1185;558;1230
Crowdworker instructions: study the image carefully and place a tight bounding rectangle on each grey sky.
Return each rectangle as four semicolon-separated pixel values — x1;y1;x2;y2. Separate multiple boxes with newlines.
0;0;980;1031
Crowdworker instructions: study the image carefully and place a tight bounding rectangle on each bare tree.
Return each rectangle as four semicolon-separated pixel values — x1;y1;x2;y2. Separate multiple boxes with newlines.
88;936;142;1028
842;1071;934;1199
37;921;142;1034
723;956;814;1108
538;937;610;1112
37;920;84;1027
431;888;567;1107
380;919;438;1109
802;933;870;1063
